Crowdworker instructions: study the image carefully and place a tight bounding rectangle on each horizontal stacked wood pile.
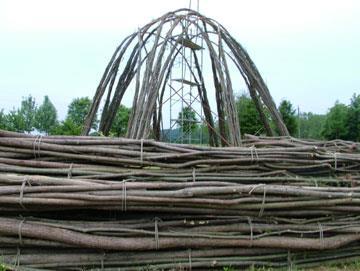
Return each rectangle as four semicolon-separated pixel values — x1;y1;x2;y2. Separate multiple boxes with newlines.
0;129;359;270
0;130;359;177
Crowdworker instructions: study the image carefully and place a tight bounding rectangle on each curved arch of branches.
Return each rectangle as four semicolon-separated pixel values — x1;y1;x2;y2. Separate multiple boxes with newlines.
82;8;289;146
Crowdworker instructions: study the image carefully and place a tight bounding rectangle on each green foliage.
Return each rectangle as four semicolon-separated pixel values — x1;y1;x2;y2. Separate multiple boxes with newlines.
298;112;326;139
278;100;298;136
223;266;236;271
50;119;82;136
321;101;349;140
0;92;358;145
20;95;37;133
176;106;198;135
110;105;131;137
187;123;210;144
4;95;37;133
67;97;95;128
34;96;58;134
246;266;274;271
5;109;26;132
346;93;360;141
0;110;7;130
236;94;263;135
50;97;96;136
196;123;210;145
161;123;209;145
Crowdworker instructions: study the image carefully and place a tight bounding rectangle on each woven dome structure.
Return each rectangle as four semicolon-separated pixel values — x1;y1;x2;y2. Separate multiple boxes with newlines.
82;8;289;146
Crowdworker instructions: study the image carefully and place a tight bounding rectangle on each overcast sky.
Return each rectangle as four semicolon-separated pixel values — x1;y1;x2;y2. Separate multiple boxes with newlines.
0;0;359;119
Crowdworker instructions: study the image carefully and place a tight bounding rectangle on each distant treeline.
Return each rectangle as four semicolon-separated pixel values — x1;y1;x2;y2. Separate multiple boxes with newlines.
0;93;359;143
0;96;130;137
163;93;359;144
236;93;360;142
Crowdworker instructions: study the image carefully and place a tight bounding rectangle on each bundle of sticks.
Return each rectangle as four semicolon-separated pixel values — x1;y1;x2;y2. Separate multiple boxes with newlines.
0;130;359;178
0;129;359;270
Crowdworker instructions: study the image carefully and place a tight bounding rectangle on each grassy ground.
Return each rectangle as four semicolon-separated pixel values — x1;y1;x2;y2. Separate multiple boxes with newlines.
243;261;360;271
222;261;360;271
306;267;360;271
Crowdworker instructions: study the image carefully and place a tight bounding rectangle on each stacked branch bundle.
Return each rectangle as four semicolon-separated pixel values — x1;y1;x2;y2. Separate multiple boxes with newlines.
0;129;359;270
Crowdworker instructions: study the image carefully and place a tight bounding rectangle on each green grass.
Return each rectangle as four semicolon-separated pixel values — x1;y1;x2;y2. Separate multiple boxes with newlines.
221;260;360;271
306;260;360;271
0;264;7;271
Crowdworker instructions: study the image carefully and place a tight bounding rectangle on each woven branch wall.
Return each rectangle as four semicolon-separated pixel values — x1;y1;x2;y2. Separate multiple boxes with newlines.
83;9;289;146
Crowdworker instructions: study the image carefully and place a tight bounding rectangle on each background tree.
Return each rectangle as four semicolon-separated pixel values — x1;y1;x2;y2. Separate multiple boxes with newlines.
34;96;58;134
51;97;97;136
191;123;210;145
346;93;360;141
110;105;131;137
0;110;7;130
321;101;349;140
1;93;358;142
176;106;198;135
236;94;263;135
3;96;37;133
66;97;95;127
50;119;82;136
298;112;326;139
15;95;37;133
4;109;24;132
278;100;298;136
